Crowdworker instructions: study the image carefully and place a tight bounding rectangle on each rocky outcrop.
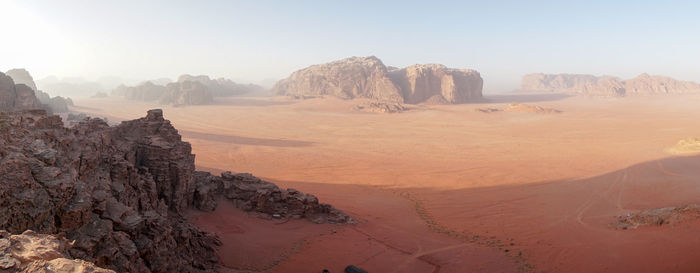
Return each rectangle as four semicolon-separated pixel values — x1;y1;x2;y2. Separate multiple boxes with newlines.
0;72;42;112
610;204;700;229
5;69;73;113
0;108;350;272
352;101;408;113
177;75;264;97
388;64;483;104
192;172;351;224
520;73;700;96
112;81;213;105
161;81;213;105
665;137;700;155
0;230;115;273
5;69;38;91
272;56;483;104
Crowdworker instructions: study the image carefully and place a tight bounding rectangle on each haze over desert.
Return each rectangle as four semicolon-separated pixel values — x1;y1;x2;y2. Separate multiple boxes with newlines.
2;1;700;273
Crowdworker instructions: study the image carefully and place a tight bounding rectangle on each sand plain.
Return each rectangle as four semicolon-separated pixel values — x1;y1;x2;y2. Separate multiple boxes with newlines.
73;93;700;272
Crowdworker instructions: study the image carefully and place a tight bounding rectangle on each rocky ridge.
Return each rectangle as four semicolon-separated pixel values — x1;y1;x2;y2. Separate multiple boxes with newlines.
520;73;700;96
272;56;483;104
0;107;350;272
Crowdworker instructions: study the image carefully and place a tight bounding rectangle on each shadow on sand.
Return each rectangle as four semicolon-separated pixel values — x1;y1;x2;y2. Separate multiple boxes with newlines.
180;130;313;147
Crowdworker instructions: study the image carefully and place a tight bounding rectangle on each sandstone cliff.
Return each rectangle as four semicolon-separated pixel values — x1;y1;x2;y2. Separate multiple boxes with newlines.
272;56;483;104
0;108;350;272
520;73;700;96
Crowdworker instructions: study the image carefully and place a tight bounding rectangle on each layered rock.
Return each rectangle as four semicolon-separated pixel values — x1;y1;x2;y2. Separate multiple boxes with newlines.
272;56;482;104
0;230;115;273
520;73;700;96
177;74;264;97
0;108;350;272
388;64;483;104
5;69;73;113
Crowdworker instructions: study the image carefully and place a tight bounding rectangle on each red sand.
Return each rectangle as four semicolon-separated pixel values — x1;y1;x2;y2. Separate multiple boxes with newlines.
76;94;700;272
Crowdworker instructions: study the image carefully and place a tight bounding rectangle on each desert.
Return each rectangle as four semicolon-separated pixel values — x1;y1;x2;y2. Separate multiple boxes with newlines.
62;90;700;272
3;1;700;272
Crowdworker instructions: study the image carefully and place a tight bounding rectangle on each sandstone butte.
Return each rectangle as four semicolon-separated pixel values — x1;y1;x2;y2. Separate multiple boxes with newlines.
272;56;483;104
520;73;700;96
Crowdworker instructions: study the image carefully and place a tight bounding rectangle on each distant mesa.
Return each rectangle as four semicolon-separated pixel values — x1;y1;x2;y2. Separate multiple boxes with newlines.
665;137;700;155
520;73;700;97
1;69;73;113
111;75;263;105
272;56;483;104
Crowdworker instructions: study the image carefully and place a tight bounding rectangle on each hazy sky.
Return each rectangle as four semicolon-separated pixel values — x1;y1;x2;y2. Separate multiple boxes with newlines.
1;0;699;92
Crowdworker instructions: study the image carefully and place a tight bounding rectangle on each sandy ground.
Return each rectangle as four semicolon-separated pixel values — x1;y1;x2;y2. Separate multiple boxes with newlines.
74;93;700;272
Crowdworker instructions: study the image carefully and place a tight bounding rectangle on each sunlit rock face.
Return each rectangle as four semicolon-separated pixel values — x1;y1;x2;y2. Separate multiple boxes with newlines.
272;56;483;104
521;73;700;97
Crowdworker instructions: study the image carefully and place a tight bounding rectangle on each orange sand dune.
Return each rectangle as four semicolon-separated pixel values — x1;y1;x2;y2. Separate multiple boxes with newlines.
75;94;700;272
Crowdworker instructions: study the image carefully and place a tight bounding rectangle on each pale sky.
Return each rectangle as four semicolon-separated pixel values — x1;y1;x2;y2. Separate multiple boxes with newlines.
1;0;699;92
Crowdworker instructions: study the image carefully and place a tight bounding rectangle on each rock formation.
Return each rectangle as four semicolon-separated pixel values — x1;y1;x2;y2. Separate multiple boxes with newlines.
161;81;213;105
5;69;73;113
504;103;561;114
0;230;115;273
610;204;700;229
352;101;408;113
665;137;700;155
111;81;213;105
0;72;42;112
520;73;700;96
0;105;350;272
177;74;264;97
272;56;483;104
388;63;483;104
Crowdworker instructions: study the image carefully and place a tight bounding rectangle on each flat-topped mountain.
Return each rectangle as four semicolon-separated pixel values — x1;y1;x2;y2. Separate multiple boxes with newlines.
272;56;483;104
521;73;700;96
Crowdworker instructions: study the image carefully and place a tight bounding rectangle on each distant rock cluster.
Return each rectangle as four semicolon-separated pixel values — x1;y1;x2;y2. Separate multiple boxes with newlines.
111;75;263;105
3;69;73;113
272;56;483;104
521;73;700;96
